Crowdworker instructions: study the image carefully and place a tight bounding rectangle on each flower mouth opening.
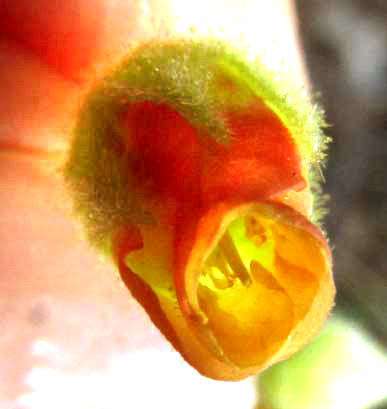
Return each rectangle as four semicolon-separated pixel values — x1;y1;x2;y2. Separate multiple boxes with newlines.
200;214;275;291
188;203;328;369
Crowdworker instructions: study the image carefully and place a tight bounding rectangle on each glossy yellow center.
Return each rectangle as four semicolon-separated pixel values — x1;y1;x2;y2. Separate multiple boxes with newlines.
197;210;324;367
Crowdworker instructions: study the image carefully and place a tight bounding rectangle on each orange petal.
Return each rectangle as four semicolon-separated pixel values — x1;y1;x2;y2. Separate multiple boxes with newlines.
203;100;306;204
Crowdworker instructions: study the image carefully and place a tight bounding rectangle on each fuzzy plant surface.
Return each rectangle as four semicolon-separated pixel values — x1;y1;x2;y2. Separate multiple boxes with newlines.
64;39;335;381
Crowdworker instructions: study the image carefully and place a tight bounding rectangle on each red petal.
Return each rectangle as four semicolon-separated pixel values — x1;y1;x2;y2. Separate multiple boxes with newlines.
203;100;306;204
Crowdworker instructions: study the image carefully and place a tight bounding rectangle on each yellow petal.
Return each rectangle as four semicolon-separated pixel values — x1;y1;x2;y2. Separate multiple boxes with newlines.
175;200;335;379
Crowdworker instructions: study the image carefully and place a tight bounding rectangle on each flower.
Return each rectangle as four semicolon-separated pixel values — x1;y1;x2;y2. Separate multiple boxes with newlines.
64;41;335;380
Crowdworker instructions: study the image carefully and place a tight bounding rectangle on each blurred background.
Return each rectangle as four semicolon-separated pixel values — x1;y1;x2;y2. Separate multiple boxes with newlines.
258;1;386;408
297;0;386;345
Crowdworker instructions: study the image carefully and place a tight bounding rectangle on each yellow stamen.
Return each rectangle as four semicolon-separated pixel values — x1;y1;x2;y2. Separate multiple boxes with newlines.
218;231;252;285
246;215;267;247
